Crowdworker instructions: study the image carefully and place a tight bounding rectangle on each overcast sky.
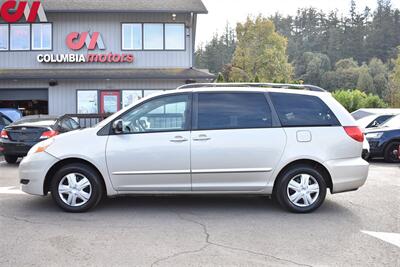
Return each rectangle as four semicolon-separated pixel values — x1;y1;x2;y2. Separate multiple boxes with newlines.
196;0;400;47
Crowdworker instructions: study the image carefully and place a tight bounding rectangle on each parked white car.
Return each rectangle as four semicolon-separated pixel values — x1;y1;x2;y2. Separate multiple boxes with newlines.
19;83;369;213
356;114;395;131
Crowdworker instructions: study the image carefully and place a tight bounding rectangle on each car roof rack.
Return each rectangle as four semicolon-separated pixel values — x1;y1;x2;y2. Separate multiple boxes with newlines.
177;83;327;92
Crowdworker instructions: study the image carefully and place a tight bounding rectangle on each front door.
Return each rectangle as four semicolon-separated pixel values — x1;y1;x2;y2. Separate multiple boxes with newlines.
106;93;192;191
191;92;286;191
100;91;121;114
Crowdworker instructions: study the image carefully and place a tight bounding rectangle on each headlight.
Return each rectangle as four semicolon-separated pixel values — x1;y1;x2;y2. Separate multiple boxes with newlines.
365;132;383;139
27;138;54;156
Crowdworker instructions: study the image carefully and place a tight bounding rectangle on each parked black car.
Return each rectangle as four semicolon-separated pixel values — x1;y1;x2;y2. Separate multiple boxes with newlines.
365;115;400;163
0;115;80;164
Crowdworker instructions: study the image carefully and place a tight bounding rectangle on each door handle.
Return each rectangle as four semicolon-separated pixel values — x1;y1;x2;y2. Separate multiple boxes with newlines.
193;134;211;141
170;136;188;143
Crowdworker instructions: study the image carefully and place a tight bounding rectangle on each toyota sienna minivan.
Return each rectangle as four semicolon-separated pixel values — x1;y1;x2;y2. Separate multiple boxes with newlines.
19;83;369;213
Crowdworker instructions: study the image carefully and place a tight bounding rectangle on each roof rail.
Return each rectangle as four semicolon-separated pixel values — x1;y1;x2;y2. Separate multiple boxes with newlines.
177;83;327;92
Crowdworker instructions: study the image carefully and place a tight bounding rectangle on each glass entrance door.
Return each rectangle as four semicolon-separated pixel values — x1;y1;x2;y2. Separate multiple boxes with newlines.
100;91;121;114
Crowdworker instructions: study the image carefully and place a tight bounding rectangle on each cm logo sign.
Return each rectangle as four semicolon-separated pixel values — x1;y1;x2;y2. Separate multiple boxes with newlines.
0;0;47;23
66;32;106;51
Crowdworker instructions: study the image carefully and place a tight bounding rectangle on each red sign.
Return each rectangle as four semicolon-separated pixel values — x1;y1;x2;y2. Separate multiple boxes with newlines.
66;32;106;51
0;0;47;23
100;91;121;114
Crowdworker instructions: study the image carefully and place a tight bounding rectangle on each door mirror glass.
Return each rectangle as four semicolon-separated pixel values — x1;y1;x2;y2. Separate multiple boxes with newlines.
112;119;124;134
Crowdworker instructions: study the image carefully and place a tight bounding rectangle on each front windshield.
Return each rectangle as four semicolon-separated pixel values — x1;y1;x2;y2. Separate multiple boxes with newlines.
382;115;400;129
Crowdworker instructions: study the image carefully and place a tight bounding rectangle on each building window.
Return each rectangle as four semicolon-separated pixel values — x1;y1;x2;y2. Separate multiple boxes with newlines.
10;24;30;51
122;23;186;51
143;24;164;50
143;90;164;98
32;23;52;50
0;25;8;51
77;91;98;114
122;90;143;108
165;24;185;50
122;24;142;50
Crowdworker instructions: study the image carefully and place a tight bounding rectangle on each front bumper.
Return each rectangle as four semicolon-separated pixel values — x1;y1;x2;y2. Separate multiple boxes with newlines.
0;139;37;156
19;151;59;196
325;157;369;194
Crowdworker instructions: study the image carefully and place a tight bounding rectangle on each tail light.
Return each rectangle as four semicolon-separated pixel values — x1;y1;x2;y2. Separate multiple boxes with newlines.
343;126;364;142
1;130;8;139
40;130;59;139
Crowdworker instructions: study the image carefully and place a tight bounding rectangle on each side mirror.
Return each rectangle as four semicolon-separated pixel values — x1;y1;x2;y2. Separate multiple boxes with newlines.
112;119;123;134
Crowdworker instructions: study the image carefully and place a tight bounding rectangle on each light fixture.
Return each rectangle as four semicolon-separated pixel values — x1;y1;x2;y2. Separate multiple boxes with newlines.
172;13;177;21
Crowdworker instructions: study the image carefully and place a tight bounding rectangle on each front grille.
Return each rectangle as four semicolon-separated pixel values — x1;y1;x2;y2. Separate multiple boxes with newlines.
368;141;379;149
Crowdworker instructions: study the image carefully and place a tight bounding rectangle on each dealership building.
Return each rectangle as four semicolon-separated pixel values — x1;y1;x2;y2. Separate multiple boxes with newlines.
0;0;214;116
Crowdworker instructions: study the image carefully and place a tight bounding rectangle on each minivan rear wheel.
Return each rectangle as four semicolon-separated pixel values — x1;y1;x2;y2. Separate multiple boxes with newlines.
275;165;327;213
50;164;103;212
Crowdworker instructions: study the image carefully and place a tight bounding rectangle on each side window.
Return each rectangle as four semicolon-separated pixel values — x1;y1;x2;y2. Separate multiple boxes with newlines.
60;119;72;130
197;93;272;130
120;94;190;133
270;93;340;127
69;119;80;130
3;116;11;126
375;115;392;125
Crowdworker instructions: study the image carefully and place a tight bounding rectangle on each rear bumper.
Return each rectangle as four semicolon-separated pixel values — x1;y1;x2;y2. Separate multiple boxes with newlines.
19;151;59;196
325;157;369;194
0;139;37;156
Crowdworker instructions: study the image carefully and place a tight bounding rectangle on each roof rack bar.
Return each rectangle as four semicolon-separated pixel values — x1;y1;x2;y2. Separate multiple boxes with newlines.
177;83;327;92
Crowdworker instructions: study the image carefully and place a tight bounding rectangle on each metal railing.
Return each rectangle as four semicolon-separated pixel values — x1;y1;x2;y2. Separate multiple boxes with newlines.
177;83;327;92
66;113;111;128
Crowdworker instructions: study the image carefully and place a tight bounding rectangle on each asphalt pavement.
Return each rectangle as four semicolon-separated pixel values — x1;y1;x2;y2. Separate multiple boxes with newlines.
0;159;399;266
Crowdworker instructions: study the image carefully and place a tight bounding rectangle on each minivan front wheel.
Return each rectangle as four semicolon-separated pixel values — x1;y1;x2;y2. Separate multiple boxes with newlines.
51;164;103;212
275;165;327;213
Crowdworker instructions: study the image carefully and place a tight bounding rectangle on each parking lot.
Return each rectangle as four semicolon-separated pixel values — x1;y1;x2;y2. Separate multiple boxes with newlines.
0;157;398;267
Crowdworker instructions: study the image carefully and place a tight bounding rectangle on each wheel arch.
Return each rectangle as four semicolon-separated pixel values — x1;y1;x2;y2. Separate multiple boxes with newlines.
44;158;107;195
272;159;333;194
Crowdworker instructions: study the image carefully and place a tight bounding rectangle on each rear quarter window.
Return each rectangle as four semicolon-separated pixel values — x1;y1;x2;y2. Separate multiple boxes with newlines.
270;93;340;127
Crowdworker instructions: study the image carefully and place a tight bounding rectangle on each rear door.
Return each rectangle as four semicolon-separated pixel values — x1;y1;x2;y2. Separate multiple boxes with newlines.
190;92;286;191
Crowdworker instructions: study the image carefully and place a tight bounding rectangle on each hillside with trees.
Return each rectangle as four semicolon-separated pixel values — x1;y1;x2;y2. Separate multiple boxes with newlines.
195;0;400;108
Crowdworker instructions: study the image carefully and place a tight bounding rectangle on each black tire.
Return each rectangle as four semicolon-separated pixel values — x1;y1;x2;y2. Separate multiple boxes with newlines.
384;141;400;163
50;163;104;213
4;155;18;164
274;164;327;213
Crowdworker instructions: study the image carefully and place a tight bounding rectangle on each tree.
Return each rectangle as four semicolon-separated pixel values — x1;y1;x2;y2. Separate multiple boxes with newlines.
195;24;236;74
368;58;389;96
385;51;400;107
216;72;225;83
232;16;293;82
357;65;374;93
332;89;387;112
294;52;331;85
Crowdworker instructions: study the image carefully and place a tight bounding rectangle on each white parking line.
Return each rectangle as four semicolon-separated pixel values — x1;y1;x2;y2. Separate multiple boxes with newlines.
361;230;400;248
0;161;6;164
0;186;24;195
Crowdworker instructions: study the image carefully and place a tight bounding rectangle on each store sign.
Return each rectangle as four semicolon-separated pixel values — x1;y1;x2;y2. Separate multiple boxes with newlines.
0;0;47;23
66;32;106;51
37;30;135;64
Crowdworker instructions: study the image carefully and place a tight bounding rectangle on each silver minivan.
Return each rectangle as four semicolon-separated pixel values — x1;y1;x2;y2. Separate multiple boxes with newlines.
19;83;369;213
